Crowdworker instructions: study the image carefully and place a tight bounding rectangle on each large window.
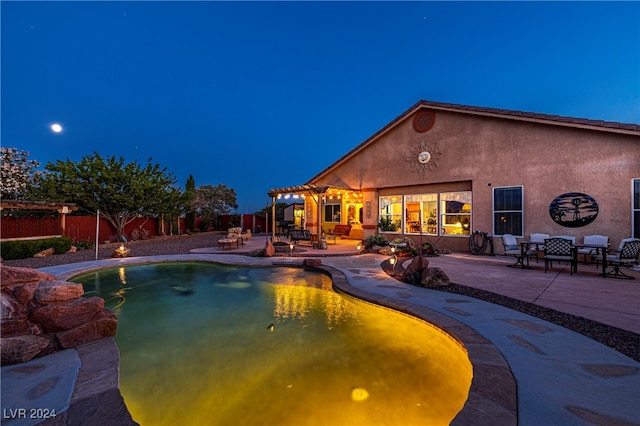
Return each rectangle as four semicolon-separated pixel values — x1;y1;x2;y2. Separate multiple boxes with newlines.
633;179;640;239
440;191;472;236
405;194;438;235
493;186;523;236
324;204;341;223
379;196;402;232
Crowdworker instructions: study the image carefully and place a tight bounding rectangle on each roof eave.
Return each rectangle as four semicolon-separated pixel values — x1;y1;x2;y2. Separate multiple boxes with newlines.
306;100;640;184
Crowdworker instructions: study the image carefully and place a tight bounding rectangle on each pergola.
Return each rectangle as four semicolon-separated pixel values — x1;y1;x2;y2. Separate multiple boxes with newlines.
0;200;79;236
267;184;360;241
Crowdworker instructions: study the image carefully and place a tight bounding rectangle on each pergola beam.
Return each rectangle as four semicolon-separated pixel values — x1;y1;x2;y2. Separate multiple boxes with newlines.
0;200;79;212
1;200;79;235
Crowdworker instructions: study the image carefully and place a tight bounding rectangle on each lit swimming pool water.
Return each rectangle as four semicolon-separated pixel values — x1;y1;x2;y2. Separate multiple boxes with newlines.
73;262;472;425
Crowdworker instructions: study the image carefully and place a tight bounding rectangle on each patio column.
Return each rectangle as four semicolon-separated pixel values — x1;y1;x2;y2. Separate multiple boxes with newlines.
271;196;277;241
317;192;324;240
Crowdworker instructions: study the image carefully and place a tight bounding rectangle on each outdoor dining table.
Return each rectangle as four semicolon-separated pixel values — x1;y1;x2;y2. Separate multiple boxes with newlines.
572;244;608;278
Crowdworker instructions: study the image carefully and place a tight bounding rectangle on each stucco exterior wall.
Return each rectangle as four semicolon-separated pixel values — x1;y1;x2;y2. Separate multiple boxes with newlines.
310;107;639;252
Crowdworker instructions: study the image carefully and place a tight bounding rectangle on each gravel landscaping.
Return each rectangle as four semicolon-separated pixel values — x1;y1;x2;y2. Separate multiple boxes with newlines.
3;232;638;362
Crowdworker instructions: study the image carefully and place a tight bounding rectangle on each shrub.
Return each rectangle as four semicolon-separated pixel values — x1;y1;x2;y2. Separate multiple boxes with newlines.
364;234;389;249
1;237;73;260
74;238;94;250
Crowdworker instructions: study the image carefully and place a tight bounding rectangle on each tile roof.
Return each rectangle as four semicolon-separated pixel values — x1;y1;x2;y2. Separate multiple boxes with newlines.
413;100;640;132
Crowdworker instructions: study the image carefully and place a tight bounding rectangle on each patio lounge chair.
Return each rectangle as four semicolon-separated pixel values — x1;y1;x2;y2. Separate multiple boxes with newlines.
544;237;575;275
596;238;640;279
218;227;243;249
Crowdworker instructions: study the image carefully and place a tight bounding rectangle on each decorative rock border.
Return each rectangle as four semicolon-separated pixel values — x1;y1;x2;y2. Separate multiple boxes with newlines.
1;266;117;366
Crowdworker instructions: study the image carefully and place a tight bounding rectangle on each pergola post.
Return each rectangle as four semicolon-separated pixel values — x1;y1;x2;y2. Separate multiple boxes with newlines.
317;192;324;241
271;196;276;241
57;206;70;235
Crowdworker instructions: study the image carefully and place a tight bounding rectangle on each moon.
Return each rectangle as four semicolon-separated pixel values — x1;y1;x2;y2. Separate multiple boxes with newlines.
50;123;63;133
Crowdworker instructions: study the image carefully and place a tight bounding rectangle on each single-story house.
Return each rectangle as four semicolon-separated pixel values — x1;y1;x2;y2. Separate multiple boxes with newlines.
268;100;640;253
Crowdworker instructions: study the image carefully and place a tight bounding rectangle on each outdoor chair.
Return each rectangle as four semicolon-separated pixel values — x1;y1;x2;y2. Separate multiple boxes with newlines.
593;238;632;268
217;227;243;249
529;233;550;262
595;238;640;279
552;235;576;244
544;237;575;275
501;234;536;268
577;234;609;264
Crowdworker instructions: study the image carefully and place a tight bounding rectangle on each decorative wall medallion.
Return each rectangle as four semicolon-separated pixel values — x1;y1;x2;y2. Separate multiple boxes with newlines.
418;151;431;164
406;142;442;173
413;110;436;132
549;192;599;228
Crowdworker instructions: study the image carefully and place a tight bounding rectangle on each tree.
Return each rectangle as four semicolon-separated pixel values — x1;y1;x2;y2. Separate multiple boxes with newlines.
185;175;196;232
257;202;288;220
0;148;42;199
155;186;191;235
193;184;238;230
32;152;177;241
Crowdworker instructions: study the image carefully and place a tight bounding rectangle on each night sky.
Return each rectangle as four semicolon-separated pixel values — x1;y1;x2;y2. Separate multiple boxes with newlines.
3;1;638;213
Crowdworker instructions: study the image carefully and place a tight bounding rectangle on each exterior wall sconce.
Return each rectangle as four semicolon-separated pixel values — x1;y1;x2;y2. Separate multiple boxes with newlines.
289;242;294;256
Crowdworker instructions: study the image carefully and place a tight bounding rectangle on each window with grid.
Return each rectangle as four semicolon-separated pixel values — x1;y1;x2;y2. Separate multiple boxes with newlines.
493;186;523;237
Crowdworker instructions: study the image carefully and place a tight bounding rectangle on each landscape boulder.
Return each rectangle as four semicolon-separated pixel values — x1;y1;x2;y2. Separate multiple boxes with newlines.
1;264;118;366
264;241;275;257
1;266;56;288
34;280;84;304
1;335;50;365
303;258;322;267
405;256;430;275
56;310;118;349
33;247;55;258
418;267;450;288
30;297;105;333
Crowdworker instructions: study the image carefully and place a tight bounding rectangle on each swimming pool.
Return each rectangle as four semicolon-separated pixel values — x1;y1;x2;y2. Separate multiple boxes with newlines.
73;262;472;425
